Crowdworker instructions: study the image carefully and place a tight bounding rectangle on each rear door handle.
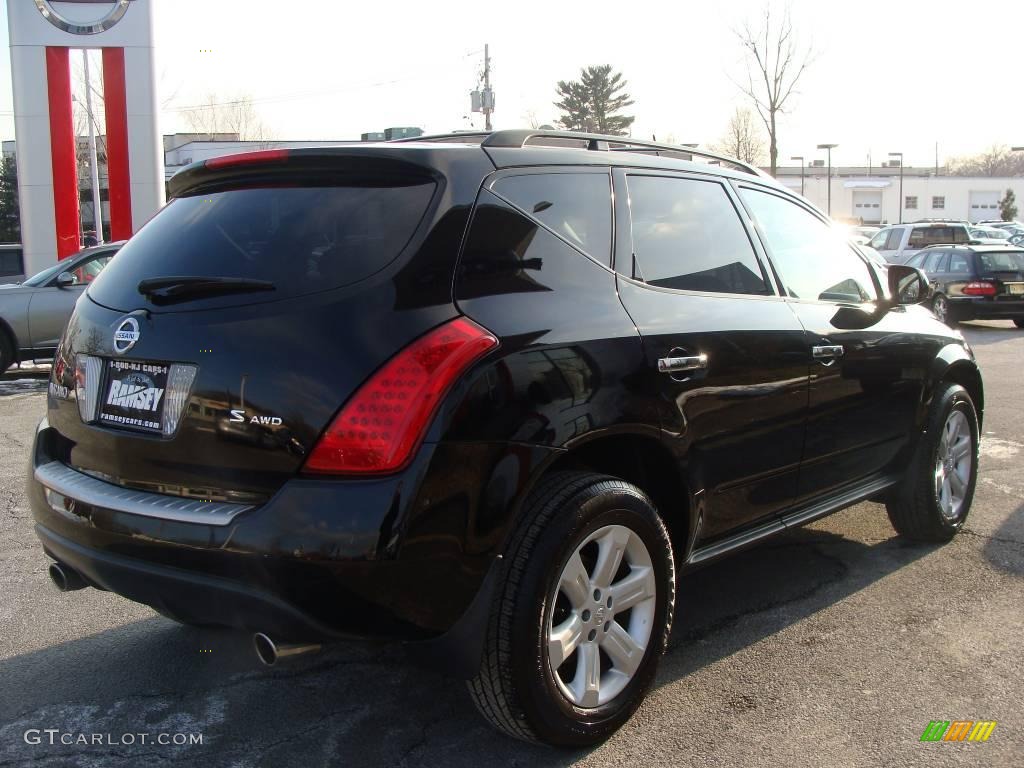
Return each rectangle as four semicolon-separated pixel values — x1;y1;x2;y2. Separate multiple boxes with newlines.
657;354;708;374
812;345;844;363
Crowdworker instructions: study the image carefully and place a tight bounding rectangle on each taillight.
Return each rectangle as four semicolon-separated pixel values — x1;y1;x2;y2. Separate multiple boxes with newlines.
962;281;997;296
205;149;289;170
303;317;498;475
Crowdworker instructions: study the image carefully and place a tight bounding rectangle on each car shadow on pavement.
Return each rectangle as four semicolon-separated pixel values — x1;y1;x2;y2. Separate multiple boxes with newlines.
958;322;1020;347
0;512;941;767
982;502;1024;577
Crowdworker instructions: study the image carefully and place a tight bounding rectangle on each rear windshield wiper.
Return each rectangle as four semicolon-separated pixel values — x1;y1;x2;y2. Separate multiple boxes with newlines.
138;276;275;303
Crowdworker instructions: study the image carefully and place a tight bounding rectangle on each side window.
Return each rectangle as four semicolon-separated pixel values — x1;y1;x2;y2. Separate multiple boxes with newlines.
69;255;112;286
885;229;904;250
923;251;947;273
949;252;970;272
868;229;890;250
739;187;877;303
905;252;926;268
492;173;611;262
625;175;770;295
953;227;971;244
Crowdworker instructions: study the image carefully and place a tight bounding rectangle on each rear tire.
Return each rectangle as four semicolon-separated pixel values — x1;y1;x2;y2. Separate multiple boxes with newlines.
886;383;979;542
468;471;675;747
0;331;13;376
932;294;955;326
1014;319;1024;329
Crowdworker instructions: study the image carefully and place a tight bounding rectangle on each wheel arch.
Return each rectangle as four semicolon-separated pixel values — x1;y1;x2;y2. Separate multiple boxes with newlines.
531;432;692;566
924;344;984;430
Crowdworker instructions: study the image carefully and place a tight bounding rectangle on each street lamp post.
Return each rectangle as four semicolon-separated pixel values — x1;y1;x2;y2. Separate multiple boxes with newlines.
889;151;904;224
817;144;838;216
790;156;805;196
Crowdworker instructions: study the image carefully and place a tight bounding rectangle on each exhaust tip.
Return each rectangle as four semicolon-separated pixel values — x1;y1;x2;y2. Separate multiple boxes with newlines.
253;632;278;666
48;562;86;592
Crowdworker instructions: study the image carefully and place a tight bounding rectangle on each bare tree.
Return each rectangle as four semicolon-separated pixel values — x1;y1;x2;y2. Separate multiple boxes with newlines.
736;4;814;176
181;93;274;143
948;145;1024;177
710;107;766;165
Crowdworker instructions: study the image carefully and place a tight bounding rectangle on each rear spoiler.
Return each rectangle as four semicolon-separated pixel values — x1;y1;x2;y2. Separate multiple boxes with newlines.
167;147;438;199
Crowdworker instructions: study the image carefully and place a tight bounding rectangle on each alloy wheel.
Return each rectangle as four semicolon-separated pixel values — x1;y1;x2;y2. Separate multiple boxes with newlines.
932;295;948;323
546;524;657;708
934;409;972;521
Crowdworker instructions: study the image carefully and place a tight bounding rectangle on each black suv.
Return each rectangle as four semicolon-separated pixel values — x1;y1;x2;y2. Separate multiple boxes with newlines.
905;244;1024;327
29;130;984;747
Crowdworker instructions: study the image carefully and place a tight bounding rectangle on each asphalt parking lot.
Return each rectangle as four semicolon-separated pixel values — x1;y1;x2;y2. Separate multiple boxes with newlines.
1;324;1021;768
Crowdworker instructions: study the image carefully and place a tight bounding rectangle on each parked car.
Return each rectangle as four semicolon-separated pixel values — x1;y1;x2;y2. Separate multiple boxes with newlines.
867;221;973;264
0;242;122;374
905;244;1024;327
29;131;983;747
0;243;25;284
968;225;1011;242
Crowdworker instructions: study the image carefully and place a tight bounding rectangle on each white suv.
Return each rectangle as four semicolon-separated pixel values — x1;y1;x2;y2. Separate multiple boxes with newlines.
868;222;972;264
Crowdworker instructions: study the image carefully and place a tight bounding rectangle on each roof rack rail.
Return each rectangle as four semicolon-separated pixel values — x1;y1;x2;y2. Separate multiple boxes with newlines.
481;129;766;177
388;131;492;144
388;129;767;178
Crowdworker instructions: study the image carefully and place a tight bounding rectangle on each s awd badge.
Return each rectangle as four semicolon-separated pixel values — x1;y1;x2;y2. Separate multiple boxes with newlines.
230;409;283;426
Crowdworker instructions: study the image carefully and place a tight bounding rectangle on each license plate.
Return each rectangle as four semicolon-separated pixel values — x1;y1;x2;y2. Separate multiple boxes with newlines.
98;359;170;433
1007;283;1024;295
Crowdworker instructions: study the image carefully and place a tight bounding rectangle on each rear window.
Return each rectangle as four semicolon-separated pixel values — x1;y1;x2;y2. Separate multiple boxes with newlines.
907;226;969;249
977;251;1024;273
88;181;436;309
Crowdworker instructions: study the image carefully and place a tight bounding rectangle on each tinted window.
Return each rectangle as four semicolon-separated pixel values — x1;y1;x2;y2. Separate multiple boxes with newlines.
885;229;904;250
949;252;970;272
626;175;769;295
89;181;436;309
977;251;1024;273
493;173;611;262
923;251;947;273
740;187;877;303
908;226;969;248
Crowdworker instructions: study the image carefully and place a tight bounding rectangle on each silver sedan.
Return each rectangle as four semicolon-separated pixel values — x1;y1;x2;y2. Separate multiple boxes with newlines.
0;242;123;374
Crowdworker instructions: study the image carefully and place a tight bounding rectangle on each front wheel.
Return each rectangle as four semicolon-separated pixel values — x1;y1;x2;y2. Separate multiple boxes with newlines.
886;382;979;541
1014;318;1024;329
468;472;675;747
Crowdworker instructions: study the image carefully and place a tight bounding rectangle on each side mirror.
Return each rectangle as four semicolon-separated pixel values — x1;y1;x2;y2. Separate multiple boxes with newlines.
55;271;75;288
886;264;929;306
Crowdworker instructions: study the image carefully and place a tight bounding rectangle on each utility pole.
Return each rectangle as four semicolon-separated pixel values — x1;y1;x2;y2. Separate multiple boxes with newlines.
817;143;838;217
483;44;492;131
82;50;103;244
470;45;495;131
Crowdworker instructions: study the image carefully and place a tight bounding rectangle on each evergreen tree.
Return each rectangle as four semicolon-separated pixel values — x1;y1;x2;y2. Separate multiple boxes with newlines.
554;65;635;135
0;155;20;243
999;188;1018;222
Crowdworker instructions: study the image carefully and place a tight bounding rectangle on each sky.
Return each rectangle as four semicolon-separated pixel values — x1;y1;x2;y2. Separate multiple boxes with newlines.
1;0;1022;168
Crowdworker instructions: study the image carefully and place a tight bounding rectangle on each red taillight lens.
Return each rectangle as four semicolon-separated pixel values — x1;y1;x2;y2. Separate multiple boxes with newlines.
205;149;290;170
962;281;997;296
303;317;498;475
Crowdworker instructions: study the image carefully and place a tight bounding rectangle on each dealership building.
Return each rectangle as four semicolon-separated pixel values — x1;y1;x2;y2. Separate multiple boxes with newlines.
773;163;1023;225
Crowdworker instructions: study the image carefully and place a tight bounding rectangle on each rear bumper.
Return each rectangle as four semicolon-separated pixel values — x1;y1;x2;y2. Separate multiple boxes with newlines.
950;298;1024;320
27;418;542;675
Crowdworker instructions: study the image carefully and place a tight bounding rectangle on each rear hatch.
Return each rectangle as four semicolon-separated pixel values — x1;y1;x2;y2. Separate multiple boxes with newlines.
975;250;1024;297
46;147;486;500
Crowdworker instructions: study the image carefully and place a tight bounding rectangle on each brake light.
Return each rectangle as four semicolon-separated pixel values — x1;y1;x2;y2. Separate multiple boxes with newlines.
205;149;290;170
962;281;997;296
303;317;498;475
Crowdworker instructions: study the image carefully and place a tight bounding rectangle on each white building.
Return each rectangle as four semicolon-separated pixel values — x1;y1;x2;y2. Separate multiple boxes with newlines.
774;164;1022;224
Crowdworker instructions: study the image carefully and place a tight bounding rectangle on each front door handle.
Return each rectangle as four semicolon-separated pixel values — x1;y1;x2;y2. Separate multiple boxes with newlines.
658;353;708;374
812;345;845;363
